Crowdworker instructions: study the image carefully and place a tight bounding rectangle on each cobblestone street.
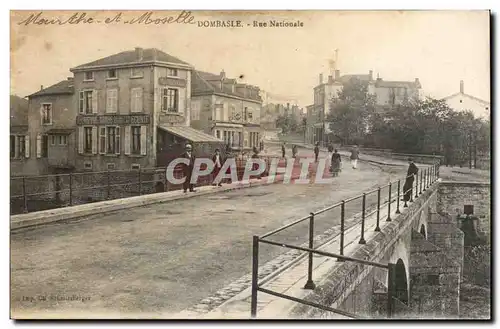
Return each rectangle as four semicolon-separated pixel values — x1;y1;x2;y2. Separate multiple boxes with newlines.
11;148;407;318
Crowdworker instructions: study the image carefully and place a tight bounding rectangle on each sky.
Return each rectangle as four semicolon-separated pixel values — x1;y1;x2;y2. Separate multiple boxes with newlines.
10;10;490;108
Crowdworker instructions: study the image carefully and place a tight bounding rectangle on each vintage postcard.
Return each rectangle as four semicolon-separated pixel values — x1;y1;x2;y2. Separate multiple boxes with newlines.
10;10;491;320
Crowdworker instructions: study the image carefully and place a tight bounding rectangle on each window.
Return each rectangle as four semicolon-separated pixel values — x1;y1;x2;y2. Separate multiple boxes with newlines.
131;88;143;113
107;163;115;170
106;89;118;113
247;111;253;121
84;71;94;81
162;88;178;112
108;69;117;79
84;161;93;170
131;164;141;170
41;103;52;125
18;135;26;157
79;90;94;114
167;68;178;77
50;135;56;146
131;67;143;78
99;127;106;154
58;135;68;146
131;126;141;155
106;126;120;154
10;136;15;158
216;130;221;139
84;127;93;153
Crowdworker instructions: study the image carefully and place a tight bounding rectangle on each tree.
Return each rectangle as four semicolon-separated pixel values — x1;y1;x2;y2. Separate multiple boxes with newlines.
327;78;376;145
275;114;298;135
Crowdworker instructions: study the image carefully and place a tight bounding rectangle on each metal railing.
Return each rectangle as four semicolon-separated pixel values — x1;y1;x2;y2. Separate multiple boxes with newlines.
250;162;441;319
10;156;283;215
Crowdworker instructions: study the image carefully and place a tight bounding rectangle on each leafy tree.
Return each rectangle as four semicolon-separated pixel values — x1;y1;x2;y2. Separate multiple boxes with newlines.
327;78;376;145
275;114;298;135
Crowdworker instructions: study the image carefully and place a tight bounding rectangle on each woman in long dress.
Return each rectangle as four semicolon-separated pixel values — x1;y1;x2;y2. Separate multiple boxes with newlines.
331;149;342;177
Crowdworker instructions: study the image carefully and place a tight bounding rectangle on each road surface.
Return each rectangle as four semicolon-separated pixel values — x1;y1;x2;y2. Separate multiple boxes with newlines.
11;148;407;318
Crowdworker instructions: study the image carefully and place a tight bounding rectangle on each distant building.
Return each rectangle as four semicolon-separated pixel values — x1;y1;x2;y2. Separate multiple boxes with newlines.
305;69;422;145
190;70;262;150
10;95;29;175
443;80;490;120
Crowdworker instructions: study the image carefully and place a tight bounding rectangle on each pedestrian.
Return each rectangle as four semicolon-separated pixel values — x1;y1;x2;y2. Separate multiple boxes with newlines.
314;142;320;163
350;144;360;169
281;142;286;158
331;149;342;177
327;143;334;159
292;145;298;158
251;147;262;180
212;148;223;187
402;158;419;205
260;140;264;152
181;144;196;193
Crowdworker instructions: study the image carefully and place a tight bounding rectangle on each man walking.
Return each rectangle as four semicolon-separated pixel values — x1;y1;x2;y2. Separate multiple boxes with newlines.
350;145;360;169
403;158;419;206
281;142;286;158
181;144;196;193
314;142;320;163
212;148;223;187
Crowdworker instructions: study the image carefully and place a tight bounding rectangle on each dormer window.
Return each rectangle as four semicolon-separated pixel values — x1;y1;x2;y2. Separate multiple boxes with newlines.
84;71;94;81
108;69;117;79
167;68;178;77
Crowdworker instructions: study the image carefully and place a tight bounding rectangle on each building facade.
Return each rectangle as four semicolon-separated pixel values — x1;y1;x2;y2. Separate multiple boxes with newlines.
23;80;76;176
443;80;490;120
10;95;30;176
191;70;262;151
69;47;219;171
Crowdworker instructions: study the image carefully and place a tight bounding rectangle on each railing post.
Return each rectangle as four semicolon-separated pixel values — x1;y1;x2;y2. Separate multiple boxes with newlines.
22;176;28;213
337;201;345;261
69;173;73;206
387;182;392;222
250;235;259;318
304;213;316;289
359;194;367;244
387;262;396;318
107;170;111;200
415;173;419;199
419;170;423;194
375;187;381;232
422;169;426;192
396;180;401;214
138;168;142;196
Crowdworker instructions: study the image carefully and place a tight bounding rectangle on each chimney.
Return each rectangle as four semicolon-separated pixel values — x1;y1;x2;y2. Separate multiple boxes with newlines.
328;75;333;83
220;70;226;80
415;78;421;88
319;73;323;84
377;73;382;81
460;80;464;93
369;70;373;81
40;85;43;90
335;70;340;80
67;77;73;81
135;47;144;61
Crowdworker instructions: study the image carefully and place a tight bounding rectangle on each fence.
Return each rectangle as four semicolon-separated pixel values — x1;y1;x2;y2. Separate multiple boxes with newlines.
250;162;441;319
10;156;283;215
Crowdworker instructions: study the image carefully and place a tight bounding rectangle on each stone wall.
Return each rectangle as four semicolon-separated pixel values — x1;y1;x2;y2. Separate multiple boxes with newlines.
338;146;443;165
436;181;491;240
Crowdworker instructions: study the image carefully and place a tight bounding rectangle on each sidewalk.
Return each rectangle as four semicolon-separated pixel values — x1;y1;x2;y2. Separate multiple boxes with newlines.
10;175;283;230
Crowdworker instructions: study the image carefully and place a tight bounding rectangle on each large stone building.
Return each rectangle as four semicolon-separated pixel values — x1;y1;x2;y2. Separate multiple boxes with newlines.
190;70;262;151
305;70;422;145
443;80;490;120
69;47;220;171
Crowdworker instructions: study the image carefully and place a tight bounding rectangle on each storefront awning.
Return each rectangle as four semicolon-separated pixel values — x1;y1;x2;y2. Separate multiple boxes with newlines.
158;125;222;143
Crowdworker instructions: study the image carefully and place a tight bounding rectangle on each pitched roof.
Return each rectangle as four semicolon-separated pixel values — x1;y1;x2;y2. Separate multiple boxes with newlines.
28;79;74;97
10;95;28;126
72;48;191;70
443;92;490;106
192;70;262;102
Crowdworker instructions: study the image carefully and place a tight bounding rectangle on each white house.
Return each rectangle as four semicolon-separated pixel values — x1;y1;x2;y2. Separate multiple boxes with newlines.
443;80;490;120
